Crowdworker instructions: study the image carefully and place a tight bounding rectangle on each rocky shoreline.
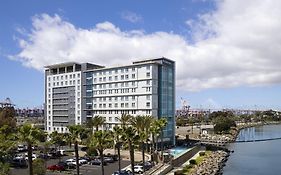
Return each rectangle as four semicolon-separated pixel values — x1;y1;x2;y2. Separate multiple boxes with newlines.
189;150;229;175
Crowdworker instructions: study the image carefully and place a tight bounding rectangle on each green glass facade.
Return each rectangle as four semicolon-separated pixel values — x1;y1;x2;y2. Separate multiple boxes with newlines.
157;59;175;145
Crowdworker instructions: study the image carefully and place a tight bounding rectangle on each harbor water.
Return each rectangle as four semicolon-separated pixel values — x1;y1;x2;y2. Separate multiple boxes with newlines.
223;124;281;175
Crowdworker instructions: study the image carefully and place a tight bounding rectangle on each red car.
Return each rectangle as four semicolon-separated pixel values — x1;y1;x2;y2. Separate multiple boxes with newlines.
47;164;65;171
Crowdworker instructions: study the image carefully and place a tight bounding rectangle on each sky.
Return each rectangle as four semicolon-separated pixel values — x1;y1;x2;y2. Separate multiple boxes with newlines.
0;0;281;110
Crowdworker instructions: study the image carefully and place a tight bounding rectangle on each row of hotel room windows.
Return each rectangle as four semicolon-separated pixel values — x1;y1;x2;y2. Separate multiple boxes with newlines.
89;72;150;83
93;95;151;102
92;87;151;95
88;110;151;115
48;80;80;87
48;73;81;82
90;80;151;89
87;102;151;109
88;65;150;76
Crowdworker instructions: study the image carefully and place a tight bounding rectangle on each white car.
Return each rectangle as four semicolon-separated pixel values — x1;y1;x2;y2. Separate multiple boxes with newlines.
134;165;144;174
24;153;37;161
66;159;77;166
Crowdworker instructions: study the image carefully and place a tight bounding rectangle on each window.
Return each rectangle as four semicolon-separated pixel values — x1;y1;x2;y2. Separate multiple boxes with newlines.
61;75;63;80
99;77;102;82
121;75;124;80
146;72;150;77
48;77;50;81
78;80;80;84
121;97;124;101
121;103;124;108
115;103;118;107
70;74;72;79
125;68;128;72
125;96;128;101
115;69;118;73
125;103;128;108
77;73;80;78
121;69;124;73
132;74;135;79
109;117;112;122
132;103;135;107
65;81;68;85
73;74;76;78
115;83;118;87
146;95;150;100
115;97;118;101
125;75;129;79
132;96;135;100
132;67;135;71
109;76;112;81
61;82;63;86
109;70;112;75
146;65;150;70
53;77;55;81
146;80;150;85
103;77;106;81
115;76;118;81
109;104;112;108
146;102;150;107
109;97;112;101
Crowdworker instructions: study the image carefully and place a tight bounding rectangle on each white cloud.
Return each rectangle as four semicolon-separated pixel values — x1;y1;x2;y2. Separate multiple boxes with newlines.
12;0;281;91
121;11;142;23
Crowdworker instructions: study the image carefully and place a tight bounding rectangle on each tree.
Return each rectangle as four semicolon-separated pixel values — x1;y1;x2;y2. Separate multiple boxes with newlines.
213;116;236;134
158;118;167;159
86;115;105;133
121;126;140;175
0;107;16;128
33;158;46;175
18;124;45;175
130;115;152;173
113;126;123;173
67;125;86;175
89;131;113;175
150;119;161;163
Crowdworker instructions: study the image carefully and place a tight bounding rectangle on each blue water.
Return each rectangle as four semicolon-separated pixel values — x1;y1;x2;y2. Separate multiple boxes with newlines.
169;147;190;157
223;124;281;175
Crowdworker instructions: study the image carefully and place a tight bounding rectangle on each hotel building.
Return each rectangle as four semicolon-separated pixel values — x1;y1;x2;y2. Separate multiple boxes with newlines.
45;57;175;144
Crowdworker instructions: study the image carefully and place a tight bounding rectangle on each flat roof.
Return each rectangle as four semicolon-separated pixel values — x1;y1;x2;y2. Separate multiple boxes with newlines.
44;62;80;69
133;57;175;64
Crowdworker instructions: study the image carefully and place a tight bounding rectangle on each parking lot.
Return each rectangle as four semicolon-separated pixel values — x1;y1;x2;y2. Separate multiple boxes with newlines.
10;155;130;175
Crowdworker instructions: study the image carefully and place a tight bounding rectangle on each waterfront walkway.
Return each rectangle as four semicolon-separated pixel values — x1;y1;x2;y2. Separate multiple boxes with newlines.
236;137;281;143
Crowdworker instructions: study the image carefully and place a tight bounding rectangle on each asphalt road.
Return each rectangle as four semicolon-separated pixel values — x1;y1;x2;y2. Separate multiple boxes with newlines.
10;156;130;175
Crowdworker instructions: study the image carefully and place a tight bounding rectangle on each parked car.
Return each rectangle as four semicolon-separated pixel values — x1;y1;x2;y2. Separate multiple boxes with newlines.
24;153;37;161
112;170;133;175
38;153;50;160
47;164;65;171
10;158;27;168
17;145;27;152
74;158;88;165
134;165;144;174
104;157;114;163
89;159;107;166
65;159;78;166
58;161;76;169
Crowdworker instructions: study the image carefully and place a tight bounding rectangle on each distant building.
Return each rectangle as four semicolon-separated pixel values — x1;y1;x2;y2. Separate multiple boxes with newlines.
45;57;176;144
176;108;211;118
0;98;14;108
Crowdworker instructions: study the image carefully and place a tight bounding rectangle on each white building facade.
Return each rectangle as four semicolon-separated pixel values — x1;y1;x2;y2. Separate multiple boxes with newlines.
45;58;175;144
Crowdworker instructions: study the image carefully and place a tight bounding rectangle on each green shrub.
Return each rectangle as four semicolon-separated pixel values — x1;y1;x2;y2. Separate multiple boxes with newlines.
189;159;197;165
33;158;46;175
199;152;205;156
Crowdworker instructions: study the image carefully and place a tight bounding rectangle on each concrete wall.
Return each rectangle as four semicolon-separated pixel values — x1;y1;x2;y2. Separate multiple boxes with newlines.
172;146;201;167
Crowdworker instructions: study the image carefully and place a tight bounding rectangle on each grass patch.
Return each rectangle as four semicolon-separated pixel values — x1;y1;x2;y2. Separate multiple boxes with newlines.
182;151;212;174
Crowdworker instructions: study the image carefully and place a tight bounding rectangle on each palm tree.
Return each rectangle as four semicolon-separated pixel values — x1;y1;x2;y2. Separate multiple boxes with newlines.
113;126;123;173
86;115;105;133
67;125;86;175
150;119;161;163
18;124;45;175
89;130;113;175
130;115;152;173
118;113;132;129
121;126;140;175
158;118;168;159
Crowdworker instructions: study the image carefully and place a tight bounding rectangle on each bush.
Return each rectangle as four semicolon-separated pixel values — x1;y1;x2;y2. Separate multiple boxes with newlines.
33;158;46;175
189;159;197;165
199;152;205;156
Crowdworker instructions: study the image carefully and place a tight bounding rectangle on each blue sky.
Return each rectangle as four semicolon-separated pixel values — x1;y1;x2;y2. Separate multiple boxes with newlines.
0;0;281;110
